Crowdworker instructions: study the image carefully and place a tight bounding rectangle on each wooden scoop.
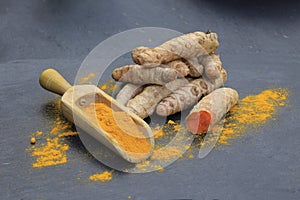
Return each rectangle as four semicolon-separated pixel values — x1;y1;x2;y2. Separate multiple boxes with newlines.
39;68;154;163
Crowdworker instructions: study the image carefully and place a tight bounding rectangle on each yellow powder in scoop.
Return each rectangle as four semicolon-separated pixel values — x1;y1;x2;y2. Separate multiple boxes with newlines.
89;171;113;182
83;102;151;154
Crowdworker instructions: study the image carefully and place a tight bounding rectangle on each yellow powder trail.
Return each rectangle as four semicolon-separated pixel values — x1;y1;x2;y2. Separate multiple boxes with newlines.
217;88;289;145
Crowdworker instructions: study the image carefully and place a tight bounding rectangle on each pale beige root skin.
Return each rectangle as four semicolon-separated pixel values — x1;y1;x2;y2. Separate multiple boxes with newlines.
126;79;188;119
198;53;223;81
116;83;144;106
112;65;182;85
156;78;207;116
164;60;190;77
132;32;219;65
131;46;151;65
133;47;181;65
186;87;239;132
133;48;189;76
156;66;227;116
183;58;204;78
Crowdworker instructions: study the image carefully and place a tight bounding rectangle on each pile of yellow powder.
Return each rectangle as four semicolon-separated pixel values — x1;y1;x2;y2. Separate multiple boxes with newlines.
217;88;289;145
28;100;77;168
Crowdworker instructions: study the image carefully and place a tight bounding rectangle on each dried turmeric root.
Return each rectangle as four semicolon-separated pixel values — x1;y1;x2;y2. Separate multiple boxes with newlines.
185;87;239;134
126;79;188;119
112;65;182;85
164;60;190;77
132;31;219;65
116;83;144;106
198;53;223;81
183;58;204;78
156;66;227;116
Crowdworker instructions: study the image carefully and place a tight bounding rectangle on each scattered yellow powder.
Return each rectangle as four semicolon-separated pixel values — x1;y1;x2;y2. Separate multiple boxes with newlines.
158;167;164;172
30;137;36;145
167;120;175;125
99;80;118;95
218;88;289;145
151;146;182;161
173;124;180;132
154;129;163;139
28;100;78;168
31;138;69;168
36;131;43;136
100;84;107;90
50;127;59;134
79;73;96;84
89;171;113;182
188;154;194;159
58;131;78;137
152;121;181;140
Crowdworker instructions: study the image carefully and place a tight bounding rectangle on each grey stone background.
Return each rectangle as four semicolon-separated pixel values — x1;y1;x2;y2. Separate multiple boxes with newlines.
1;0;299;199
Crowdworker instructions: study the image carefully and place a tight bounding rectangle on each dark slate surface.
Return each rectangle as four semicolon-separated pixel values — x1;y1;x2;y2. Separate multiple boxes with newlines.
1;0;300;199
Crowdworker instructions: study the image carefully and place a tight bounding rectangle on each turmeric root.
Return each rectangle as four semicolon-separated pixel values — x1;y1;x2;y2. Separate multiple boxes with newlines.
132;31;219;65
164;60;190;77
183;59;204;78
198;53;222;81
116;83;144;106
126;79;188;119
156;66;227;116
131;46;148;64
185;87;239;134
112;65;182;85
132;49;190;76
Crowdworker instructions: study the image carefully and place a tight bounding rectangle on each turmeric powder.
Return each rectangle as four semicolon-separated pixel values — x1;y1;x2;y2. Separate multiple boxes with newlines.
83;102;151;154
217;88;289;145
30;137;36;145
28;100;77;168
99;79;119;95
89;171;113;182
31;137;69;168
79;73;96;84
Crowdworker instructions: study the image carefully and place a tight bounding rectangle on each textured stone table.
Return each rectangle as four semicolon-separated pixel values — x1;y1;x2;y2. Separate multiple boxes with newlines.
1;0;299;199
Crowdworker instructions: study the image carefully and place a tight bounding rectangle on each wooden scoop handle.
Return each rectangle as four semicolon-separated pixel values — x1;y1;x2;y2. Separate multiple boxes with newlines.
39;68;72;96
